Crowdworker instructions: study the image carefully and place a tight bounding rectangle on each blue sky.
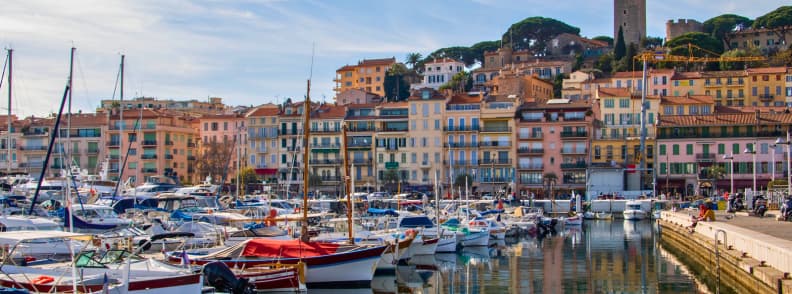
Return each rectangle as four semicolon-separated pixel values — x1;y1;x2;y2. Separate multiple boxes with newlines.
0;0;788;117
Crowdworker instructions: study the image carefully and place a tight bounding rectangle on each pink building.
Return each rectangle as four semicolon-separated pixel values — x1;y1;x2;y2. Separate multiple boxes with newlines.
657;112;792;198
198;113;246;183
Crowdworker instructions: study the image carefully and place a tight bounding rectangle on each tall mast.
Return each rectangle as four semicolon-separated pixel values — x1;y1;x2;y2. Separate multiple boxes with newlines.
300;79;311;242
6;49;11;176
118;55;124;189
67;47;75;233
342;125;353;244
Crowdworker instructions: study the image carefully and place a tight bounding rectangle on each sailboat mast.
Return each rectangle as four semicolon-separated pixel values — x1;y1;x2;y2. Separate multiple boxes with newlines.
342;125;353;244
67;47;75;233
113;55;124;195
300;79;311;242
6;49;11;176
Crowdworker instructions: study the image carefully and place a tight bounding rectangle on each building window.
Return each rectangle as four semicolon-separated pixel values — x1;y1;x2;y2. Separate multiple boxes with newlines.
672;144;679;155
659;144;666;155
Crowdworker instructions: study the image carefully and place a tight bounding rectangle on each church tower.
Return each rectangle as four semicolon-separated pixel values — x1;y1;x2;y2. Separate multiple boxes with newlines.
614;0;646;46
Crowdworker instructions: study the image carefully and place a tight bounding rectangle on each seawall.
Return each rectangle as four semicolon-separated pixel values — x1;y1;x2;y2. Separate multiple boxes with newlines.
659;211;792;293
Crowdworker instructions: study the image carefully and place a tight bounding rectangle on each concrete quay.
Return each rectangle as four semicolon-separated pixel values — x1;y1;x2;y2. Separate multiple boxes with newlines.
660;210;792;293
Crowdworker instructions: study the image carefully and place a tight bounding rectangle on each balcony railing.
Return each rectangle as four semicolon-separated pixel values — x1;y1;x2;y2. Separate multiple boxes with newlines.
319;176;342;182
141;168;157;173
165;154;174;160
311;128;341;133
518;132;543;139
85;148;100;154
759;94;774;100
347;142;372;148
348;127;376;132
443;126;480;132
421;161;430;166
309;159;344;165
187;155;196;160
352;158;372;165
695;153;715;161
560;162;588;169
480;177;510;183
560;131;588;138
311;143;341;149
378;128;409;132
19;146;48;151
165;141;174;146
479;159;512;165
520;179;543;185
517;147;544;154
187;142;197;148
518;164;544;170
141;154;157;160
286;146;301;152
445;142;479;148
561;149;587;155
384;145;399;151
444;160;475;166
481;126;512;132
479;141;511;148
142;140;157;146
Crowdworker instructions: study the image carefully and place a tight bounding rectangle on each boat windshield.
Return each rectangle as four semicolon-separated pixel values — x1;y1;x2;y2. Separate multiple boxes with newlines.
627;204;642;210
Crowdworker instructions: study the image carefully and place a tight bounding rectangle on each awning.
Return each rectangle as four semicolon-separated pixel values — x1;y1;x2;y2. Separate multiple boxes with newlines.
255;168;278;175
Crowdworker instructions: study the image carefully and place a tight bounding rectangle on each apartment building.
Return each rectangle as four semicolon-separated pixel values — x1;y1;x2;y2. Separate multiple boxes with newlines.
374;102;409;192
411;58;465;90
478;94;519;195
52;113;107;174
516;99;594;198
246;105;281;183
334;57;396;97
344;104;377;193
106;109;199;185
406;88;446;190
0;115;21;174
308;104;346;196
198;113;246;183
99;97;228;115
277;102;310;193
444;93;482;191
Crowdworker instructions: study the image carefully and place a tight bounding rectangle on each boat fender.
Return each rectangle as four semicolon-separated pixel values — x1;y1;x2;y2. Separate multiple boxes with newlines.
31;275;54;285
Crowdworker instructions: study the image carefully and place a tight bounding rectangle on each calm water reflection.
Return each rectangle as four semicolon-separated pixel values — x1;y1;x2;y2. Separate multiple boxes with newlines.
354;220;708;294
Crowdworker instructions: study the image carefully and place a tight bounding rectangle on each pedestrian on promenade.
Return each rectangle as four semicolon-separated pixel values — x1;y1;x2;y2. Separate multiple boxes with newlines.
689;204;715;233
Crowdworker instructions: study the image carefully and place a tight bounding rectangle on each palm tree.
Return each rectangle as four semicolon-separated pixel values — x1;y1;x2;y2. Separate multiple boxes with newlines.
405;52;423;69
387;63;409;101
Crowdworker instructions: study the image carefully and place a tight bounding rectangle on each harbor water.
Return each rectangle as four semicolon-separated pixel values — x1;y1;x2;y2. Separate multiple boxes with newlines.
343;219;709;294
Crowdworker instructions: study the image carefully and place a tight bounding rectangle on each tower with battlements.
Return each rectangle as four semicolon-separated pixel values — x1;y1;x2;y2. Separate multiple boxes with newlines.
614;0;646;46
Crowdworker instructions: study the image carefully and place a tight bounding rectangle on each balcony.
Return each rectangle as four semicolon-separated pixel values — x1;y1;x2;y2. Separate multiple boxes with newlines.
107;140;120;147
310;143;341;149
520;179;543;185
443;126;480;132
19;146;48;151
348;127;375;132
22;130;48;136
445;142;479;148
141;154;157;160
378;127;409;133
383;145;400;151
286;146;301;152
480;177;510;183
561;148;587;155
141;168;157;173
187;168;195;173
560;131;588;138
19;162;44;168
759;94;774;101
311;128;341;134
444;160;475;166
560;162;588;169
518;164;543;170
187;155;196;160
352;158;372;165
85;148;100;154
165;141;174;146
479;159;512;165
108;168;120;173
481;126;512;133
519;132;543;140
319;176;342;183
164;154;174;160
142;140;157;146
479;141;511;148
347;142;372;149
50;163;66;169
309;159;344;165
517;147;544;154
420;161;430;167
187;142;197;148
695;153;715;162
109;154;120;160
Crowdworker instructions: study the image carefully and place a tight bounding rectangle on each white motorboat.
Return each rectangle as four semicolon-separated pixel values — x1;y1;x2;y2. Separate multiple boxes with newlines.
623;200;648;220
595;212;613;220
0;216;83;260
563;214;583;226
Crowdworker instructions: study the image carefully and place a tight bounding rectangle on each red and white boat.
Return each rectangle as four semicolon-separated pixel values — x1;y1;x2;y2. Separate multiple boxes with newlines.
172;238;386;288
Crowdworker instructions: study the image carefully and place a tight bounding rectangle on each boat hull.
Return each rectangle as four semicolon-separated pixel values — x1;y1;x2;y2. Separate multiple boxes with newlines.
434;237;457;253
459;231;489;247
623;210;647;220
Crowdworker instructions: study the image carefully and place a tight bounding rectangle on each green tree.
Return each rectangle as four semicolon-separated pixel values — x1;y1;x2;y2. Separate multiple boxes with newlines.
592;36;614;46
594;53;614;73
753;6;792;46
553;74;565;98
405;52;423;69
439;71;472;93
383;170;402;193
426;46;474;66
502;16;580;53
236;167;259;196
719;47;766;70
196;140;235;183
454;174;473;189
572;54;584;71
770;45;792;66
703;14;753;49
641;36;664;49
384;63;410;101
614;26;626;60
469;40;501;65
666;32;724;70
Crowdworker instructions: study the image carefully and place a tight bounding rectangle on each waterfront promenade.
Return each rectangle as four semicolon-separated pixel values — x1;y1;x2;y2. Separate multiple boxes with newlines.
661;209;792;293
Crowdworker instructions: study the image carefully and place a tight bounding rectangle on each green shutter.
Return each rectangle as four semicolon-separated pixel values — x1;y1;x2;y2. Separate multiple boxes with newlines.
672;144;680;155
686;144;693;155
732;143;740;154
718;144;725;154
659;144;666;155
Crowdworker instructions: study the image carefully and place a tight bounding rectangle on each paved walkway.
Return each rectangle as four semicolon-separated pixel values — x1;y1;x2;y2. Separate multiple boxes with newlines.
703;209;792;241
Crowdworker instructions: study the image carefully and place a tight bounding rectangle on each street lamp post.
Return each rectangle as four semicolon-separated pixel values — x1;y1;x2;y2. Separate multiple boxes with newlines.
771;144;777;183
744;146;757;208
775;136;792;196
723;154;734;200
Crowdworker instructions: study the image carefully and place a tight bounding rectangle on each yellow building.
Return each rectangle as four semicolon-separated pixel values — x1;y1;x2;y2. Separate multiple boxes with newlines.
246;104;281;183
700;70;747;107
659;95;715;116
334;57;396;98
746;67;788;107
374;102;409;192
669;72;704;97
593;88;659;190
444;93;482;189
406;88;446;189
479;93;519;195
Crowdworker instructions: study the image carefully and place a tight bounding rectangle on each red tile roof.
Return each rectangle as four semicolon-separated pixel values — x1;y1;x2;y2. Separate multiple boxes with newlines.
313;104;346;119
247;107;281;117
597;87;633;98
658;95;714;105
746;67;787;74
659;112;792;127
359;57;396;67
612;71;643;78
448;94;482;105
425;57;460;64
671;72;702;80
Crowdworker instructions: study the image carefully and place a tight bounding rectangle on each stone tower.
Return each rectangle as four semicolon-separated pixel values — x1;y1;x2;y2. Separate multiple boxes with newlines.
614;0;646;46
